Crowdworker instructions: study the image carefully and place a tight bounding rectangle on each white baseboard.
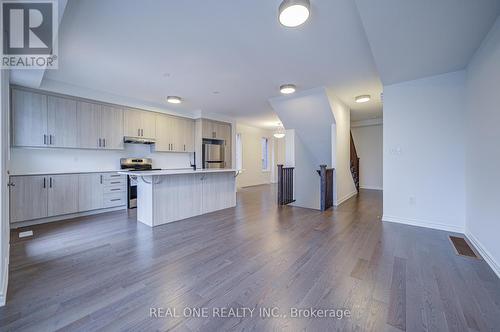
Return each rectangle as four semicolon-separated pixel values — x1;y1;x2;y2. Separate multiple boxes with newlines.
465;231;500;279
382;215;465;233
10;205;126;229
335;190;358;206
360;186;383;191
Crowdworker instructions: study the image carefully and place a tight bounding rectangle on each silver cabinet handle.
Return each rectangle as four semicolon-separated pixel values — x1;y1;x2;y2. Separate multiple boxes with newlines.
43;134;47;145
110;188;120;191
98;138;102;147
103;138;106;147
49;135;53;145
43;177;46;188
138;128;140;136
110;198;121;202
49;177;53;188
141;129;144;136
184;144;186;151
100;175;103;184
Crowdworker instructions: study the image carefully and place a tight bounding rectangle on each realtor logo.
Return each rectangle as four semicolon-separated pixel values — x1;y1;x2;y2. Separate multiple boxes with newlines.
1;0;58;68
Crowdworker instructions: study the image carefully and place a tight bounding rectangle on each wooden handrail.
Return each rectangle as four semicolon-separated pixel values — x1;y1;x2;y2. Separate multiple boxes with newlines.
277;164;295;205
350;132;360;192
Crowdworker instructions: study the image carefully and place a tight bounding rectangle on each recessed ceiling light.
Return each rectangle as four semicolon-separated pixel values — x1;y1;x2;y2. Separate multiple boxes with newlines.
280;84;296;94
279;0;311;27
355;95;371;103
166;96;182;104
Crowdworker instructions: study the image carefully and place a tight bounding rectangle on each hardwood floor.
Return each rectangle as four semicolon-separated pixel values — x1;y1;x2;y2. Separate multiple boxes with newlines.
1;186;499;331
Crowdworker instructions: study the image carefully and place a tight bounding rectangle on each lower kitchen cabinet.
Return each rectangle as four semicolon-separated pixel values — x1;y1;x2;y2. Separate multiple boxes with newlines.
9;176;48;223
47;174;79;217
201;172;236;214
10;172;126;224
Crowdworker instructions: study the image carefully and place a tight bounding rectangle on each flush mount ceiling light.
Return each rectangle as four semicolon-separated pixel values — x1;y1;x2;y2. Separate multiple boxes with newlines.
274;123;286;138
166;96;182;104
279;0;310;27
280;84;296;94
355;95;371;103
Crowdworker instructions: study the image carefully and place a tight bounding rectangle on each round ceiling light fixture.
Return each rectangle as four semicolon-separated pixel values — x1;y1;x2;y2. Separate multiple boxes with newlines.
278;0;310;27
355;95;371;103
274;123;286;138
166;96;182;104
280;84;296;94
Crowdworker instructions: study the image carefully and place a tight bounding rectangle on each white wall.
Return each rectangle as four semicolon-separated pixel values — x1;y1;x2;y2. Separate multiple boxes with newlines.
351;123;383;190
465;17;500;276
383;71;466;232
235;123;275;188
327;93;357;205
0;70;10;306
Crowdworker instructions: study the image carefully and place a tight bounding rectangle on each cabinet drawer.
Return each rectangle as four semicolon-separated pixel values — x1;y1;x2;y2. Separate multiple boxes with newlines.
103;178;126;186
102;173;125;181
103;192;126;208
103;185;125;194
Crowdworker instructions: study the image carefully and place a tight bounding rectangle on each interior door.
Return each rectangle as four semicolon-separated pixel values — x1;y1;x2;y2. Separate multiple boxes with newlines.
47;95;77;148
9;176;48;223
47;174;79;217
100;105;124;150
11;89;48;147
77;101;101;149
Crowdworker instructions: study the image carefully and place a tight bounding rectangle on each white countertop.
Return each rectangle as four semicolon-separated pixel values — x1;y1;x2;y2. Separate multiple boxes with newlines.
118;168;238;176
10;170;123;176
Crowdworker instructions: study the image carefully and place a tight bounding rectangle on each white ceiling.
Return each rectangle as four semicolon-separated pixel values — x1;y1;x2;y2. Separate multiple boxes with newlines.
41;0;499;127
44;0;382;127
355;0;500;85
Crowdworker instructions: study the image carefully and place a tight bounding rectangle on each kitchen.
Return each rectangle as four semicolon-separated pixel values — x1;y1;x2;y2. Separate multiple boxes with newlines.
8;85;237;229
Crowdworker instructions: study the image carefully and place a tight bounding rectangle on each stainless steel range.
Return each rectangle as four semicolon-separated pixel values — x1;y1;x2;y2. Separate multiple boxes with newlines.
120;158;160;209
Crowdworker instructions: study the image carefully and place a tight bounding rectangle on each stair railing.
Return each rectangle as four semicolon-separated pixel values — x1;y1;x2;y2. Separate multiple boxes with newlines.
317;165;335;211
277;164;295;205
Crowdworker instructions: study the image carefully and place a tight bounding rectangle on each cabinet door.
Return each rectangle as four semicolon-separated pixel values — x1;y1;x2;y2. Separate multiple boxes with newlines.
202;119;215;139
183;119;195;152
78;173;104;211
124;109;142;137
221;124;232;168
77;101;101;149
101;106;124;150
141;111;156;139
11;89;48;147
9;176;48;223
155;114;171;151
170;116;183;152
47;96;77;148
47;174;79;217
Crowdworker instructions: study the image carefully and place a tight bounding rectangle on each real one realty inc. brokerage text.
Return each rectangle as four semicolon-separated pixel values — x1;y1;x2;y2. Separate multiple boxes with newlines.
150;307;352;320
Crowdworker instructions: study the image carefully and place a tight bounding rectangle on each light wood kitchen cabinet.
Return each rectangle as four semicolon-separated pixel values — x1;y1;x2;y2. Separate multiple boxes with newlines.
47;174;79;217
155;114;194;152
11;89;48;147
9;175;48;223
77;101;102;149
78;173;104;211
124;109;155;139
77;102;124;150
201;119;231;141
47;96;78;148
100;105;124;149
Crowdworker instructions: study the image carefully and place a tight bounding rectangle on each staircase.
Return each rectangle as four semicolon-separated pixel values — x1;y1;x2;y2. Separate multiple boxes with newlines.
350;132;360;192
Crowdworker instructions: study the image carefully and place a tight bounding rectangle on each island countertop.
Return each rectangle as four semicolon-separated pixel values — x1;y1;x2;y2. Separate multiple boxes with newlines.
118;168;238;176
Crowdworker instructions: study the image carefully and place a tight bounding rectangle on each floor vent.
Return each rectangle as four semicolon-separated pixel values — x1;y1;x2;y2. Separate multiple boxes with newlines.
449;236;479;259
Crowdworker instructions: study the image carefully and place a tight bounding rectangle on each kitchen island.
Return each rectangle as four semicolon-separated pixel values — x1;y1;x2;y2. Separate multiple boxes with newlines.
118;169;237;227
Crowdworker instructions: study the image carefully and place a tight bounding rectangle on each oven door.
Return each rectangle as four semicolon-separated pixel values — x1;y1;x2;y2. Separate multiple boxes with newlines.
128;175;138;209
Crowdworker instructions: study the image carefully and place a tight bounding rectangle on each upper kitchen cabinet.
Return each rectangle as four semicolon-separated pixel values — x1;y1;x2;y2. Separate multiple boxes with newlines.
201;118;231;141
12;89;78;148
124;109;156;139
155;114;195;153
11;89;48;147
47;96;78;148
77;102;124;150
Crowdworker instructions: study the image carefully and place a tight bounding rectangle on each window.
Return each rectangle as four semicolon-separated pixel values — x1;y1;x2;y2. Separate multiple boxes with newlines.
236;133;242;170
261;137;269;171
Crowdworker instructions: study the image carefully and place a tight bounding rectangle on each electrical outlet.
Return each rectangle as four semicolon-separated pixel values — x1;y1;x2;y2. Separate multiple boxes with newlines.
19;230;33;238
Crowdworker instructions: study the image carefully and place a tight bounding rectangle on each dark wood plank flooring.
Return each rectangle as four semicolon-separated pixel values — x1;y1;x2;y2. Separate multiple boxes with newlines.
1;186;499;331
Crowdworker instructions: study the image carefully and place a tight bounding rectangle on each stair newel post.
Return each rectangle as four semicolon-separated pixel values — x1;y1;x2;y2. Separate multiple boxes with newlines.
319;165;327;211
277;164;283;205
